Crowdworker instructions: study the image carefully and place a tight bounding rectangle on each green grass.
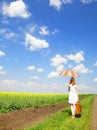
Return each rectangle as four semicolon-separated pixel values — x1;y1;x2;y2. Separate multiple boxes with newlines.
0;92;68;113
26;94;94;130
0;92;94;130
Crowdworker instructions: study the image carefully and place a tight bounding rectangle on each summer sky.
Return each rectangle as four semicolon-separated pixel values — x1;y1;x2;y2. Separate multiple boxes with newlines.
0;0;97;93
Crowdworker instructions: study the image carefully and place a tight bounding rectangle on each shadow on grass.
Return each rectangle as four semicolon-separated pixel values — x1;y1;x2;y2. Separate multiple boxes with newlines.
61;109;82;118
75;114;82;118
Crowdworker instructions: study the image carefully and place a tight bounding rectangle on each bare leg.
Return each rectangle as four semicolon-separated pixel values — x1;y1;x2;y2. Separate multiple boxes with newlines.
71;104;76;118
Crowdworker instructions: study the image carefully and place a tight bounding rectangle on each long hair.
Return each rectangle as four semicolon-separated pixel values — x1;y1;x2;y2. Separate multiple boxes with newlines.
69;77;76;85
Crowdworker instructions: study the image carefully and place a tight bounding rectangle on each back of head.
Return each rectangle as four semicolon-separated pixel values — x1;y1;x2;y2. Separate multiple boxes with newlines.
69;77;76;85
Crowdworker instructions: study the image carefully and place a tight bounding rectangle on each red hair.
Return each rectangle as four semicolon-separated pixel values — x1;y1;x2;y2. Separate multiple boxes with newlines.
69;77;76;85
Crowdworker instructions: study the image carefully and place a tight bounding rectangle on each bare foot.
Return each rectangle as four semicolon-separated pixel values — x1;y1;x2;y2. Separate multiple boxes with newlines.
71;116;75;119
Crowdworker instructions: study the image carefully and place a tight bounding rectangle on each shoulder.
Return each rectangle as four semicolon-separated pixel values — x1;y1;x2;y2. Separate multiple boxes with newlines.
74;84;78;88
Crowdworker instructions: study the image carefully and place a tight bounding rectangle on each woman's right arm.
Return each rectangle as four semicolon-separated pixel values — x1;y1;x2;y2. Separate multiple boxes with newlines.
66;83;70;91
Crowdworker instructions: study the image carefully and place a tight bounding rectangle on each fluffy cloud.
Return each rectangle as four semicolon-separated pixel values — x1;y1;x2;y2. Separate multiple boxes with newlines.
0;80;39;92
66;51;84;63
48;55;67;78
37;68;44;72
49;0;97;10
48;71;59;78
39;26;49;36
27;66;44;73
0;66;7;75
49;0;72;10
0;51;5;57
80;0;93;4
93;61;97;66
30;76;39;79
0;28;16;39
2;0;31;18
0;29;6;34
78;83;97;94
0;79;65;93
51;29;59;35
50;54;67;67
5;32;16;39
62;0;72;3
94;78;97;82
73;63;92;74
39;26;59;36
48;65;64;78
1;79;19;86
49;0;62;10
56;64;64;72
27;25;37;33
27;66;35;71
24;33;49;51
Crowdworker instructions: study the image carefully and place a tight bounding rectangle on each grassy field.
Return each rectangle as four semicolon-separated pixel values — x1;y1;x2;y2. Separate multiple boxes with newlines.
0;92;94;130
0;92;68;113
27;94;94;130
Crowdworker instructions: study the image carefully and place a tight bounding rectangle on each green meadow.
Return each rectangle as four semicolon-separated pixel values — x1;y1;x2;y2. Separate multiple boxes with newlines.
27;94;94;130
0;92;94;130
0;92;68;113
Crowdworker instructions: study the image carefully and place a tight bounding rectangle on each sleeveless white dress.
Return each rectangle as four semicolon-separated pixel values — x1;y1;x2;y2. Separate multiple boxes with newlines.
68;84;78;104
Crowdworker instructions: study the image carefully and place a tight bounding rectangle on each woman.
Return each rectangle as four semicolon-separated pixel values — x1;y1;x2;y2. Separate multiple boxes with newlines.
67;77;79;119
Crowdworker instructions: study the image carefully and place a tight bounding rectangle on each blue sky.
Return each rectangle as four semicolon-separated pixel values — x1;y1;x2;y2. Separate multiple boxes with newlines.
0;0;97;93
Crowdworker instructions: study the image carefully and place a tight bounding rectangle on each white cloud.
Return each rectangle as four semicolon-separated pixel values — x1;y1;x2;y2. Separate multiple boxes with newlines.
49;0;72;10
80;0;93;4
0;51;5;57
50;54;67;67
0;79;65;93
51;29;59;35
62;0;72;4
0;29;7;34
1;79;19;86
24;33;49;51
2;0;31;18
27;66;44;73
78;84;97;94
5;32;16;39
48;64;64;79
27;25;37;33
0;80;39;91
27;66;35;71
73;63;92;74
0;28;16;39
56;64;64;72
49;0;62;10
26;25;59;36
30;76;39;79
93;61;97;66
39;26;49;36
0;66;7;75
39;26;59;36
48;71;59;78
48;54;67;78
37;68;44;72
94;78;97;82
0;79;96;93
66;51;85;63
49;54;67;78
80;0;97;4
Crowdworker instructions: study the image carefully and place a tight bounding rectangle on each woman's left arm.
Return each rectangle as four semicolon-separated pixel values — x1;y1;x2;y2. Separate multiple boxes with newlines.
75;85;78;95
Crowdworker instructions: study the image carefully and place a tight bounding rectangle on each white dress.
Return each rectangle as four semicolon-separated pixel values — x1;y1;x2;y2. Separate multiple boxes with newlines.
67;84;78;104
